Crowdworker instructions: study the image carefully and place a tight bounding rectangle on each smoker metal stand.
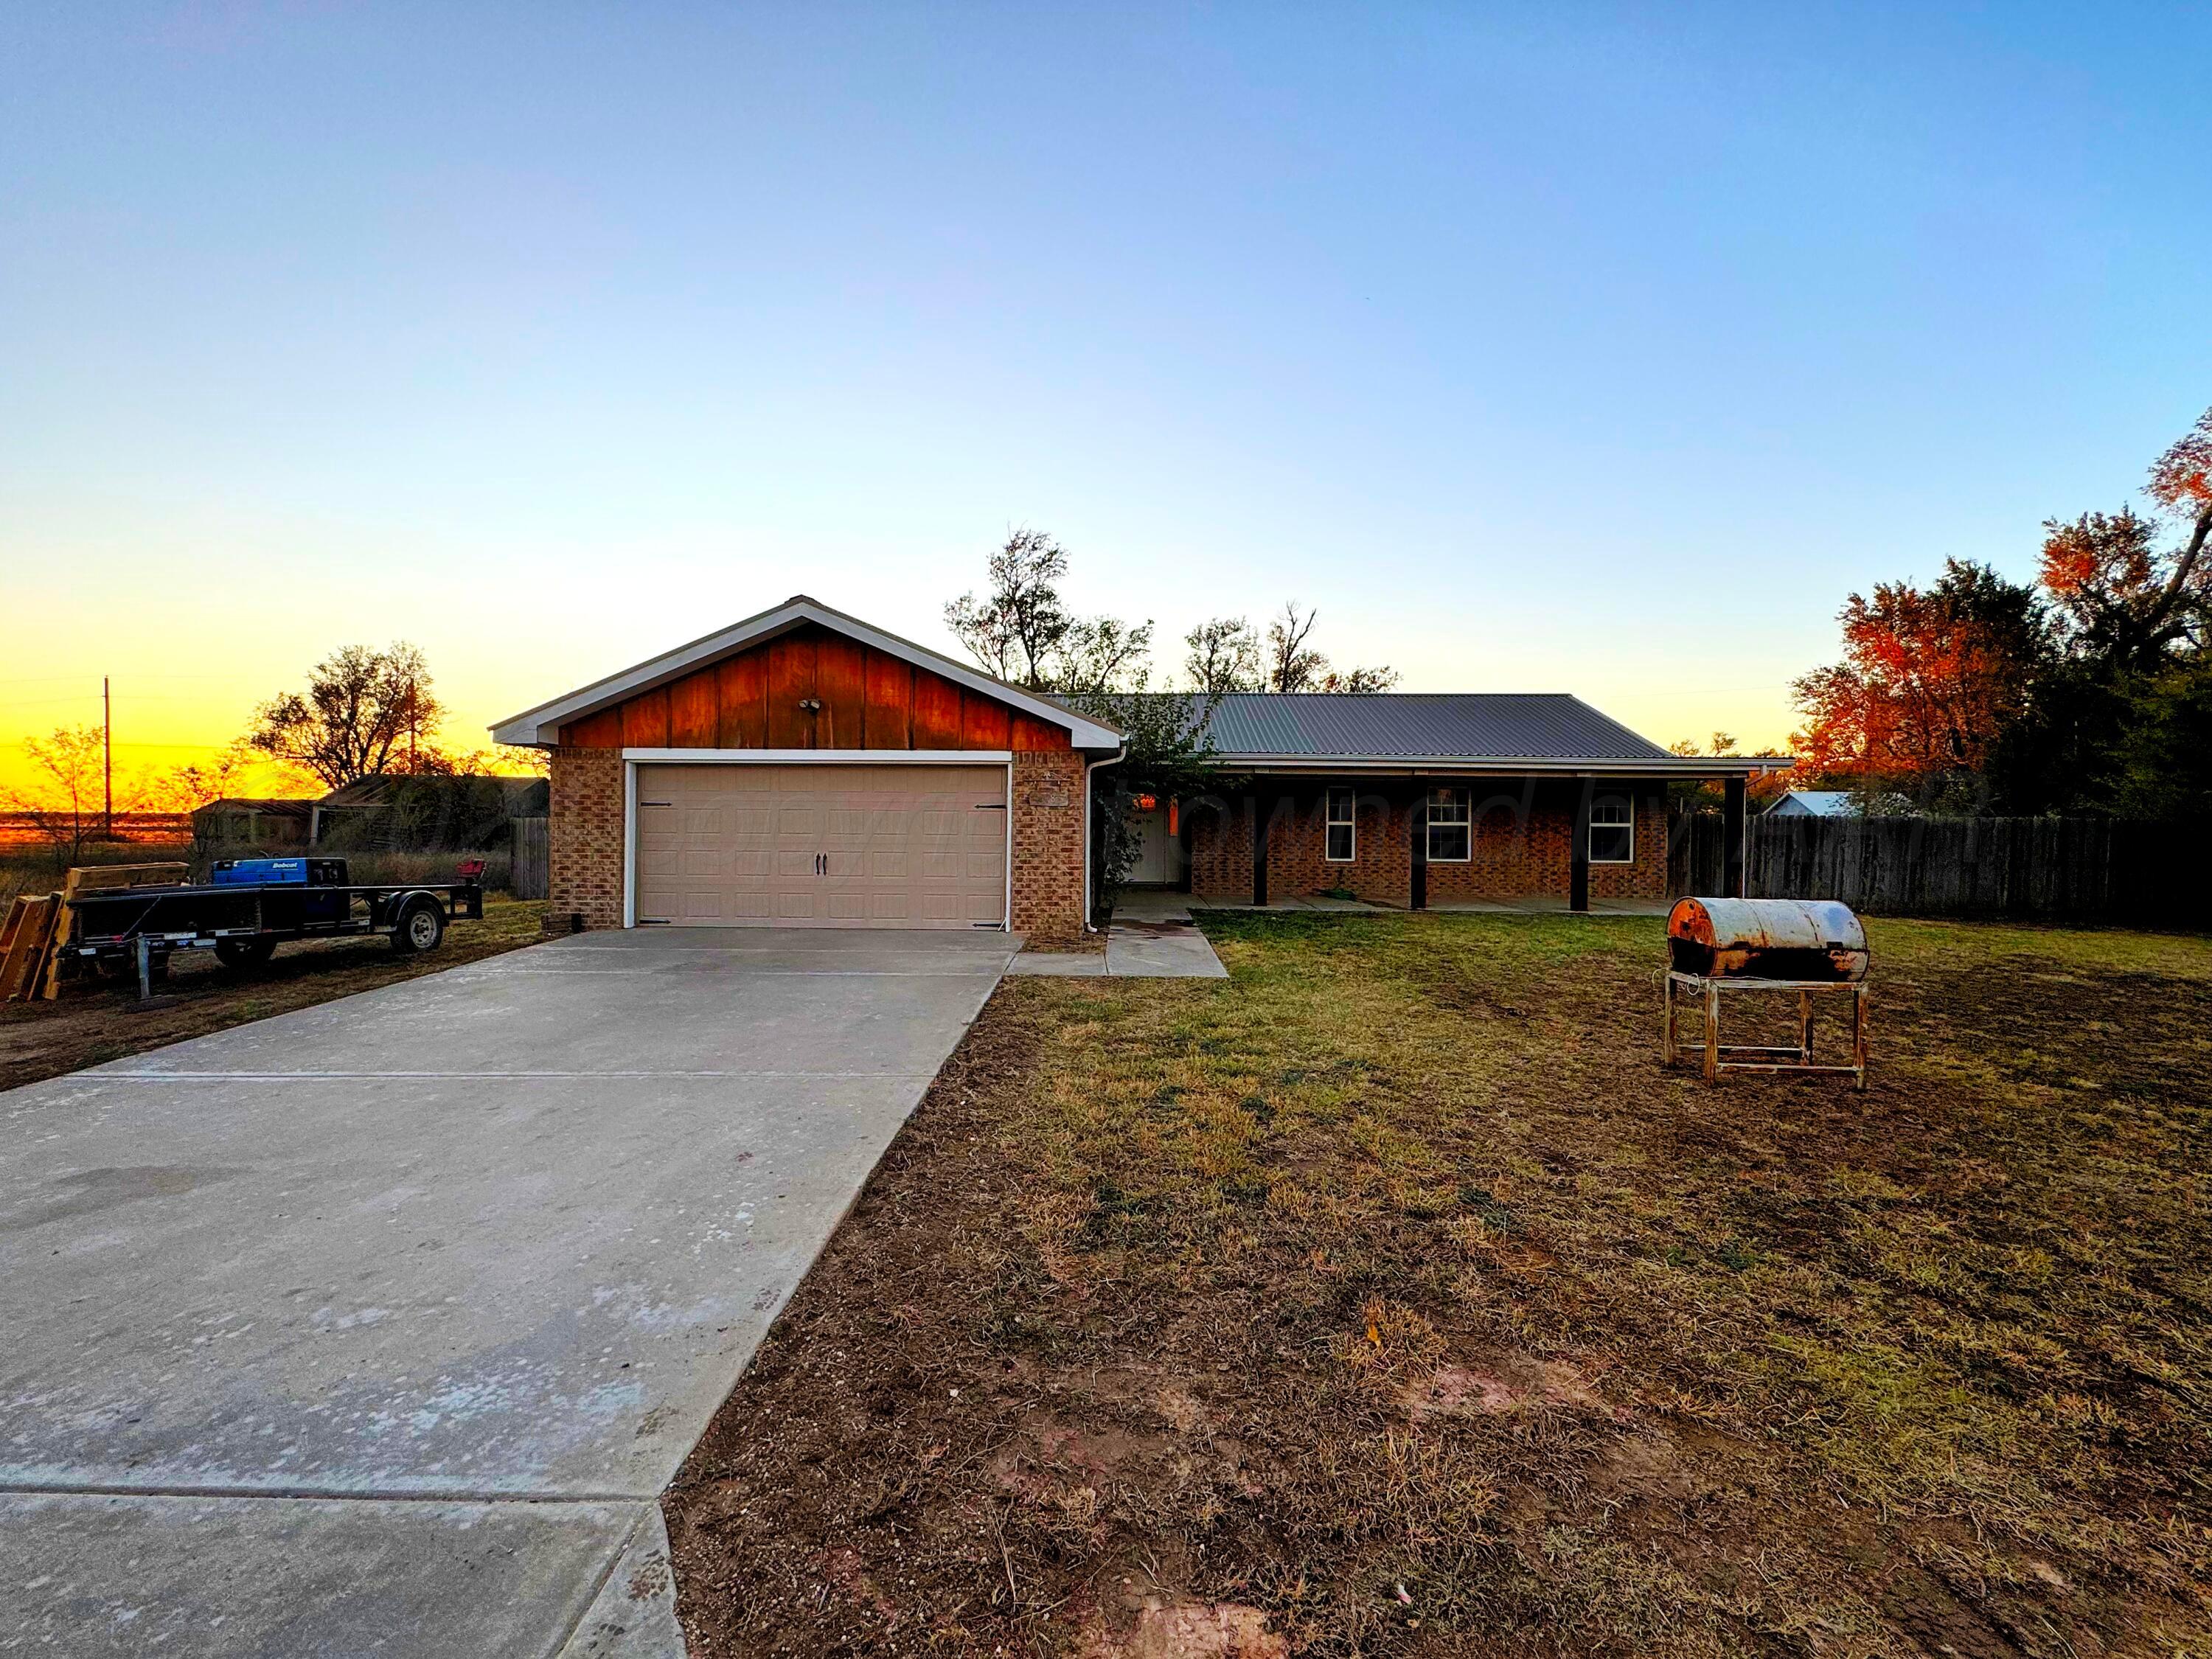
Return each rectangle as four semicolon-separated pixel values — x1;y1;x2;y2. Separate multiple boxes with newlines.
1663;970;1868;1091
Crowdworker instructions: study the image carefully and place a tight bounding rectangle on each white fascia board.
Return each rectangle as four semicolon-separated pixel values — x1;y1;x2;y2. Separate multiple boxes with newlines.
622;748;1013;763
1220;754;1795;776
489;595;1121;750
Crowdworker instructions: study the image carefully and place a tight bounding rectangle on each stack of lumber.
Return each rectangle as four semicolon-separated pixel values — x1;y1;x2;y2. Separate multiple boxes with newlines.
1;863;187;1001
0;894;63;1001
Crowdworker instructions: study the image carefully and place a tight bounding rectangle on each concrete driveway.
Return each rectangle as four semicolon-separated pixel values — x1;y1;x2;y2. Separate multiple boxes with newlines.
0;926;1015;1656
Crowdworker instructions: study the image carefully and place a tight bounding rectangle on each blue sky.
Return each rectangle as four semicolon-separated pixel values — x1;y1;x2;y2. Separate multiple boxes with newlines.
4;1;2206;779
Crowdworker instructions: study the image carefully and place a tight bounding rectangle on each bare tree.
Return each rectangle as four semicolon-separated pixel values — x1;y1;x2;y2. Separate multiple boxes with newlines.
1183;617;1262;694
944;528;1074;689
945;527;1152;694
247;642;445;790
1265;602;1326;693
1263;602;1397;693
4;726;122;861
1052;616;1157;698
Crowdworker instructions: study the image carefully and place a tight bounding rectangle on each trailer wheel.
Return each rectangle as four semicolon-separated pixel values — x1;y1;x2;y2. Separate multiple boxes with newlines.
215;939;277;970
392;898;445;955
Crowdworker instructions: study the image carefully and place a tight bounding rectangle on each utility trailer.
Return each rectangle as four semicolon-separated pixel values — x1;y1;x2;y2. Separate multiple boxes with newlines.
66;857;484;996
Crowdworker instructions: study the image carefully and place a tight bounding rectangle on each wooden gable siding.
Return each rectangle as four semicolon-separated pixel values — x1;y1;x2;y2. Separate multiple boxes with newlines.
557;623;1071;751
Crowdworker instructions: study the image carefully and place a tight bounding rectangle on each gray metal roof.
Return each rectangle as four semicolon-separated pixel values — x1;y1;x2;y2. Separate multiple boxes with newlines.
1143;693;1675;762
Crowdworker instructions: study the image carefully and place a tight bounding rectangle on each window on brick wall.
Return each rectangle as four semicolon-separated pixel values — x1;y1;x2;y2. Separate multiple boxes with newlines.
1325;787;1355;861
1425;787;1470;861
1590;797;1634;863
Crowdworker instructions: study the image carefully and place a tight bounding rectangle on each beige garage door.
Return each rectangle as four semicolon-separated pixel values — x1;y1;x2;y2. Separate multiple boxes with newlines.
634;763;1008;928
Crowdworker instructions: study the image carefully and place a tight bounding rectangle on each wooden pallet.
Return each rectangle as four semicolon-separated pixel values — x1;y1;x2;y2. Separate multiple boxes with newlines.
3;866;190;1002
64;862;187;897
1;893;62;1002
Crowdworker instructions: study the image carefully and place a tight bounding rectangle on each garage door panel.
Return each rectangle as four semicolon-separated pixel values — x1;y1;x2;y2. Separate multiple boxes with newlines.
635;763;1006;929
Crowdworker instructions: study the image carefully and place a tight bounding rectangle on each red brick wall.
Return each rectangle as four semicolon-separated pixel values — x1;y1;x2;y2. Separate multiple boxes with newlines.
1593;793;1669;900
1423;785;1668;902
1261;787;1412;906
548;746;625;930
1011;749;1086;945
1186;782;1669;905
1186;794;1253;900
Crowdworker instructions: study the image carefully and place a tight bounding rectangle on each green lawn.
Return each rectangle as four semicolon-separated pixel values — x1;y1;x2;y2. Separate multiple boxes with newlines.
668;914;2212;1658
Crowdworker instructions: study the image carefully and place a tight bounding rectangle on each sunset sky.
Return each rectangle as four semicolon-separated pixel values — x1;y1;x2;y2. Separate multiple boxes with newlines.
4;3;2208;799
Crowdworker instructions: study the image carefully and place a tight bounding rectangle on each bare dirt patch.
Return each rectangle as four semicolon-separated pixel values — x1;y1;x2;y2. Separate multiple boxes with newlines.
664;914;2212;1655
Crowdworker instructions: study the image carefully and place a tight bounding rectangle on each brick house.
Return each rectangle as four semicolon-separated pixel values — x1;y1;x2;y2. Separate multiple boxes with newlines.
490;597;1119;944
1124;695;1786;910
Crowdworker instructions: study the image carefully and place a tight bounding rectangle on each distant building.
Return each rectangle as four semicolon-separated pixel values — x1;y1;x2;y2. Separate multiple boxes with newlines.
191;798;316;848
1770;789;1916;818
191;777;549;851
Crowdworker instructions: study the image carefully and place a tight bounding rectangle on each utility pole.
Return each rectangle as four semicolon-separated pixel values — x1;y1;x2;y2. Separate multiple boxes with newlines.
102;675;113;840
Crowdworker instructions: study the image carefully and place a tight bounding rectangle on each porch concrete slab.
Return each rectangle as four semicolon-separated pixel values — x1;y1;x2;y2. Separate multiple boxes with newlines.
1105;919;1228;978
1107;891;1194;923
0;1490;658;1659
0;925;1013;1655
1006;950;1107;975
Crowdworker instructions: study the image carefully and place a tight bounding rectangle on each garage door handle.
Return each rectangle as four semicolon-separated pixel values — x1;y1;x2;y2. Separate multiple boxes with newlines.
815;854;826;876
975;803;1007;810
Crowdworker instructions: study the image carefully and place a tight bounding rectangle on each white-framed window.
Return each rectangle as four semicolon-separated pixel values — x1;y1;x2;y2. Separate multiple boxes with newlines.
1426;787;1470;862
1590;797;1635;863
1325;787;1356;861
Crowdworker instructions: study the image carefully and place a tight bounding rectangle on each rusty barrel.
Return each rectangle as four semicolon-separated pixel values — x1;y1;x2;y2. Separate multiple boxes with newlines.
1667;897;1868;982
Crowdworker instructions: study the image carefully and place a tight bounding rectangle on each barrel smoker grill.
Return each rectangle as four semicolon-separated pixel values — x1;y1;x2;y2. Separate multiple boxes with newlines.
1663;897;1870;1088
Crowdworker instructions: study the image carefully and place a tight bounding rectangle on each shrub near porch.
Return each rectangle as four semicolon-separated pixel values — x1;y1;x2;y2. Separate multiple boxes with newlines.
666;913;2212;1657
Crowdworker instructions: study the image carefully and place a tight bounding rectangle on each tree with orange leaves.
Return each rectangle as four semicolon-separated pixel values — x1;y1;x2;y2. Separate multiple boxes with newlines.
1790;559;2050;807
1793;405;2212;816
2037;408;2212;670
1993;406;2212;813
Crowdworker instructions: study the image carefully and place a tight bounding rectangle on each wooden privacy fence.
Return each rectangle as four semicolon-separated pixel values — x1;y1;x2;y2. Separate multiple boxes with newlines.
510;816;549;901
1671;813;2212;930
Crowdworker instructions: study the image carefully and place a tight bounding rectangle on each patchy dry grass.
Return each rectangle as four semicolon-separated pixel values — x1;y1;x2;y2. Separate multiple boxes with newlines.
667;914;2212;1658
0;897;546;1091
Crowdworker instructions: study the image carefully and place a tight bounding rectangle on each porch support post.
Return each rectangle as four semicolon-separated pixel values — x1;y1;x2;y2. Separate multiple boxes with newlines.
1570;776;1593;913
1251;791;1269;907
1410;786;1427;910
1723;775;1747;897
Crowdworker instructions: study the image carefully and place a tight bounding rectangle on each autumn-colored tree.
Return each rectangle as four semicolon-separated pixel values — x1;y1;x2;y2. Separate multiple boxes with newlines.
1790;560;2050;799
2037;407;2212;670
1992;406;2212;813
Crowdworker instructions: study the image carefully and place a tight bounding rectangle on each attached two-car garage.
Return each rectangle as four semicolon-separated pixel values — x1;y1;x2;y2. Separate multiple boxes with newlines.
492;596;1121;943
633;762;1009;929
